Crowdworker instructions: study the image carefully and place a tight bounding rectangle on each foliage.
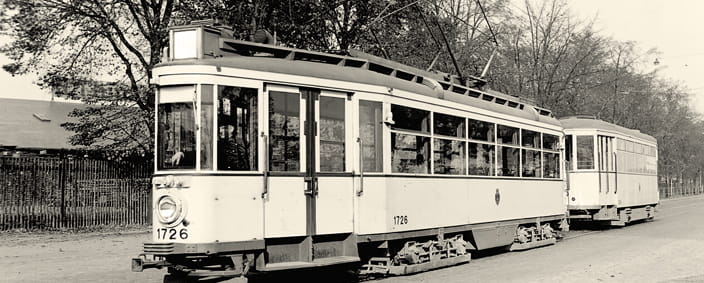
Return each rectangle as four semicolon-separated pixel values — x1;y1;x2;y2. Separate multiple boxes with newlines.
2;0;703;179
1;0;175;159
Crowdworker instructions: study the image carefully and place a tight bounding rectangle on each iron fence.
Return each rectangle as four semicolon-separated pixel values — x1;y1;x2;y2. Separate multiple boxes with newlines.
0;156;152;231
659;178;704;199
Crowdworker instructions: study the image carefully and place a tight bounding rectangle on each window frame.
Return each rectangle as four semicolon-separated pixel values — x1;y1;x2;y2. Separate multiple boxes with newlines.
358;99;384;173
385;101;562;180
389;103;433;175
216;84;260;172
575;135;596;170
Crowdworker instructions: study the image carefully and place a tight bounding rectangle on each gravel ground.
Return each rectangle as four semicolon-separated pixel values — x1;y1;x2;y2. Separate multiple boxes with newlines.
1;195;703;283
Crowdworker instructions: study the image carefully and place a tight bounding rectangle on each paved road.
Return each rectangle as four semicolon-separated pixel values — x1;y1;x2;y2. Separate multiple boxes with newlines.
378;195;704;283
1;196;702;282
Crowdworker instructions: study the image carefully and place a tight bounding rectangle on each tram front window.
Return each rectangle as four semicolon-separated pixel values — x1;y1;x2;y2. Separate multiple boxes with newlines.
218;86;258;171
158;102;197;170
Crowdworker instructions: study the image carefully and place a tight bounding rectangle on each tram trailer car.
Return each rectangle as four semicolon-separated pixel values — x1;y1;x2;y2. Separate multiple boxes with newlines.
561;116;658;226
132;21;568;282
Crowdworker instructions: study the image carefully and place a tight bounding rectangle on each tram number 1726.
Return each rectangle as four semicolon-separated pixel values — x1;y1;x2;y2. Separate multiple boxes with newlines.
393;215;409;225
157;228;189;240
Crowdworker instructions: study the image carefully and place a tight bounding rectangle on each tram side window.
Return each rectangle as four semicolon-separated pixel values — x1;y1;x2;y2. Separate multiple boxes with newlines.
319;96;345;172
433;139;466;175
543;152;560;178
218;86;258;171
434;113;465;137
522;149;541;177
576;135;594;169
497;125;519;145
468;119;494;142
269;91;300;171
521;129;540;148
433;113;466;175
543;134;559;151
158;102;197;170
565;135;573;163
391;105;430;133
392;133;430;173
469;142;495;176
391;105;430;173
359;100;383;172
543;133;561;178
497;146;520;176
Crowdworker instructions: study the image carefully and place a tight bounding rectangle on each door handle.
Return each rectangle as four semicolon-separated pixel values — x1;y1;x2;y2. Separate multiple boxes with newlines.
357;137;364;196
262;133;269;199
304;176;318;196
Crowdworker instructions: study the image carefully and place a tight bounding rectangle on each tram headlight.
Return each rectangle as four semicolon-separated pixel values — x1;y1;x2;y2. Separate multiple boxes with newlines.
157;195;182;225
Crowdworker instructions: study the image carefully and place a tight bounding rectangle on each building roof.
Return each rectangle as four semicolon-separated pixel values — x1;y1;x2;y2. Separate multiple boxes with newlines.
0;98;84;149
559;116;657;143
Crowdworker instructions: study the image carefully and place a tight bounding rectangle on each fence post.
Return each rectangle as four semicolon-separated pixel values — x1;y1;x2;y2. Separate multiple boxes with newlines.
60;158;67;227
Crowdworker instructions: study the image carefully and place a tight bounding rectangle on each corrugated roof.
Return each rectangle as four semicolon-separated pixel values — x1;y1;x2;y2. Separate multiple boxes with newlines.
0;98;84;149
559;116;657;143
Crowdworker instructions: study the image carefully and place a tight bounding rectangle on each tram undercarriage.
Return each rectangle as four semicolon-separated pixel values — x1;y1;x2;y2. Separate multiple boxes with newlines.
133;217;565;282
568;204;656;226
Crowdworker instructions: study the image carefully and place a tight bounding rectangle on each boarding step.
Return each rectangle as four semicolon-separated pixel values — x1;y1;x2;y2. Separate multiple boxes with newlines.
508;237;556;251
259;256;360;271
360;254;471;276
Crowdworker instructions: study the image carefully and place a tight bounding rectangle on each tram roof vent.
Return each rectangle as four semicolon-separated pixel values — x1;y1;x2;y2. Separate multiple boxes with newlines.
563;115;597;120
168;21;549;116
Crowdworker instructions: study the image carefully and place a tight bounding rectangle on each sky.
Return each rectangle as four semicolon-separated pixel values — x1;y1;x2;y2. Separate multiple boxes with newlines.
1;1;704;111
568;0;704;113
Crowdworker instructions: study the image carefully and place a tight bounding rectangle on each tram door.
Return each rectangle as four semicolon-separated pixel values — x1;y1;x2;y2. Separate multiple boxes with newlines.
597;135;617;205
264;85;354;238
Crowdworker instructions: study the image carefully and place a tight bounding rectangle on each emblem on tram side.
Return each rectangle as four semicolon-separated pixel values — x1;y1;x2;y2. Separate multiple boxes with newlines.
495;189;501;205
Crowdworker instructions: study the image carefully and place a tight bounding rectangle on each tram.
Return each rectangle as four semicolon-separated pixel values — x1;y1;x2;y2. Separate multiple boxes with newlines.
562;116;658;225
131;20;568;282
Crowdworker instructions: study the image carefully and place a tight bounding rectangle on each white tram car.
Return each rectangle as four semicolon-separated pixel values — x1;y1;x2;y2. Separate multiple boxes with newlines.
562;116;659;225
132;21;568;281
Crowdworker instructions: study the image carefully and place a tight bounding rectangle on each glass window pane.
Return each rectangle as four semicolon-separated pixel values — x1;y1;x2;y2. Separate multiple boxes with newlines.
391;104;430;133
172;30;197;59
565;135;573;163
201;85;214;170
543;134;559;151
433;139;466;175
158;103;196;170
497;125;519;145
319;96;345;172
576;135;594;169
497;146;520;176
218;86;259;171
469;142;495;176
521;129;540;148
522;149;541;177
468;119;494;142
434;113;465;138
391;132;430;173
269;91;300;171
359;100;383;172
543;152;560;178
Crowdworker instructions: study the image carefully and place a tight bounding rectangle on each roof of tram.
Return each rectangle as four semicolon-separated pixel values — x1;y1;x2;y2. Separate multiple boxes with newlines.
559;116;657;143
156;22;561;127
